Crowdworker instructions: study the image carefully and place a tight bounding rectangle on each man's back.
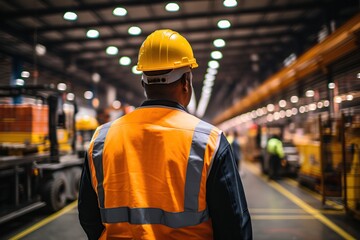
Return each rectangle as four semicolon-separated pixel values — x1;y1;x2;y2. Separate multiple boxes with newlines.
87;102;219;239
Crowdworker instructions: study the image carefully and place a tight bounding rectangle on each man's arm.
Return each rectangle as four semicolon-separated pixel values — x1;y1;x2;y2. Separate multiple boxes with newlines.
207;134;253;240
78;154;104;239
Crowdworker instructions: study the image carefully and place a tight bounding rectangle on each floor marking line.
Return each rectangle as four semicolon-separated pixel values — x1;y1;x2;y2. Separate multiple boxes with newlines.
250;208;306;213
246;164;356;240
9;201;78;240
284;178;344;210
252;214;315;220
268;181;355;240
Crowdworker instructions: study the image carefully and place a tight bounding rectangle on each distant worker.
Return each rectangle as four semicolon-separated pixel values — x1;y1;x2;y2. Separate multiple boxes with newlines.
78;29;252;240
231;130;242;170
267;135;285;180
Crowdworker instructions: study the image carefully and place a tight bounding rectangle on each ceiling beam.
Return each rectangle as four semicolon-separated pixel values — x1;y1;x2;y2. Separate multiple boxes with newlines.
17;2;345;33
43;26;296;46
0;0;194;20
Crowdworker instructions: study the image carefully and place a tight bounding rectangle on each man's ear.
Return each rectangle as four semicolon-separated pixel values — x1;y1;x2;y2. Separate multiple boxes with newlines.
181;73;191;92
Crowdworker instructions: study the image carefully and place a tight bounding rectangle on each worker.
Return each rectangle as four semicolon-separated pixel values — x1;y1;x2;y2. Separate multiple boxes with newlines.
78;29;252;240
231;130;242;170
266;134;285;180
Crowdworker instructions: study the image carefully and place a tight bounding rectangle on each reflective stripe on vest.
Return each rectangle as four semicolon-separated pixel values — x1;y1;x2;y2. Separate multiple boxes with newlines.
91;120;213;228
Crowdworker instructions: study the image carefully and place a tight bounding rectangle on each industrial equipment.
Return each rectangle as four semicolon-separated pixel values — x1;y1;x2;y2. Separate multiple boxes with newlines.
0;85;83;224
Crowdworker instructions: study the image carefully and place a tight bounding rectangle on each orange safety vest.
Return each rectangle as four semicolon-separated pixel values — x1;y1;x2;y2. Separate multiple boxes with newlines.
88;105;221;239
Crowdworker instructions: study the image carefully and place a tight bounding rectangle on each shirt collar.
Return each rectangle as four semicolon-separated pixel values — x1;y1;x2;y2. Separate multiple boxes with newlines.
140;99;188;112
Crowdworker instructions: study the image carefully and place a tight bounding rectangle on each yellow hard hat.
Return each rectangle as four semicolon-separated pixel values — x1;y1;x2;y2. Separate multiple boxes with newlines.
136;29;198;71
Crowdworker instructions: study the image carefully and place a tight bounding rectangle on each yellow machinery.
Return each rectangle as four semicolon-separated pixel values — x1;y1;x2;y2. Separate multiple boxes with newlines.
0;85;83;224
295;115;343;201
343;114;360;218
75;115;99;157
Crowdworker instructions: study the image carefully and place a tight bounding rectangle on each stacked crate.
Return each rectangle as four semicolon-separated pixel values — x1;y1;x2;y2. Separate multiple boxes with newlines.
0;104;49;145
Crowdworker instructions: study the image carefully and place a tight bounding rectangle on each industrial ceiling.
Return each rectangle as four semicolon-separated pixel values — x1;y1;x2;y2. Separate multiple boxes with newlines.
0;0;359;122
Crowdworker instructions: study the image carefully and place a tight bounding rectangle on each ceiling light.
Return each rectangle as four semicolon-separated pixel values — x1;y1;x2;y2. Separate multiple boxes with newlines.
292;108;298;115
217;20;231;29
106;46;118;55
299;106;305;113
35;44;46;56
357;73;360;78
223;0;237;7
165;3;180;12
67;93;75;101
324;100;330;107
317;102;323;108
21;71;30;78
15;79;24;86
305;90;315;97
113;7;127;16
119;56;131;66
309;103;317;111
63;11;77;21
334;96;342;103
86;29;99;38
274;112;280;120
213;39;226;48
207;68;218;75
57;83;67;91
290;95;299;103
211;51;223;59
208;60;219;69
279;110;286;118
132;66;142;75
279;100;287;108
267;104;275;112
205;74;215;82
84;91;93;100
128;26;142;35
346;94;353;101
328;82;335;89
92;73;101;83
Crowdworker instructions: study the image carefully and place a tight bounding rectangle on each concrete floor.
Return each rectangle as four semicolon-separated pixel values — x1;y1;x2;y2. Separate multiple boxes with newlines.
3;162;360;240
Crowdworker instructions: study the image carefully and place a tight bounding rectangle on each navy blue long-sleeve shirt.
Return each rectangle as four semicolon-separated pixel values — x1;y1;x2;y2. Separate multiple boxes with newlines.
78;100;252;240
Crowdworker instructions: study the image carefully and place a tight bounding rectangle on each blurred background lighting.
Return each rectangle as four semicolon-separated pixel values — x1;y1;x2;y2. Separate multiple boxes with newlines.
106;46;118;55
132;66;142;74
119;56;131;66
290;95;299;103
223;0;237;7
86;29;99;38
217;20;231;29
208;60;219;69
57;83;67;91
305;90;315;97
63;12;77;21
211;51;223;59
279;100;287;108
67;93;75;101
128;26;142;35
84;91;94;100
165;3;180;12
113;7;127;16
21;71;30;78
213;39;226;48
328;82;336;89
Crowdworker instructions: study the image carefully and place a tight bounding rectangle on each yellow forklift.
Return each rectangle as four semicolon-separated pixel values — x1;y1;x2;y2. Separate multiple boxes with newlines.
75;115;98;158
0;85;83;224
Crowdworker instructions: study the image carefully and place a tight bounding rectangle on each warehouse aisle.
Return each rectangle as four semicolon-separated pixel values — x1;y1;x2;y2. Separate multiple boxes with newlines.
4;162;360;240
